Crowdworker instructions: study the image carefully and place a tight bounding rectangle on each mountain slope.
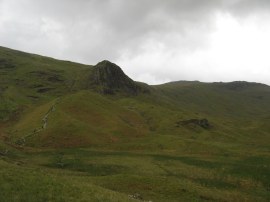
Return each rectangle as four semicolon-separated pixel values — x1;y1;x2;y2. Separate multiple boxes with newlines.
1;46;270;150
0;47;149;121
1;46;270;202
12;90;150;148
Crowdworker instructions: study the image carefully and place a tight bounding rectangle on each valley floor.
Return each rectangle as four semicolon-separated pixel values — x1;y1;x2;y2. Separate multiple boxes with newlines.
0;145;270;202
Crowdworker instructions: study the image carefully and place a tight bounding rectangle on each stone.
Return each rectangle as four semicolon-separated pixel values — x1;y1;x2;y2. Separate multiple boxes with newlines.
177;118;210;129
89;60;150;95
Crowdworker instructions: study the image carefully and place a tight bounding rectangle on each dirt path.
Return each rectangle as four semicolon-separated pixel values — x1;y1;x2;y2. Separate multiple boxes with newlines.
16;98;60;146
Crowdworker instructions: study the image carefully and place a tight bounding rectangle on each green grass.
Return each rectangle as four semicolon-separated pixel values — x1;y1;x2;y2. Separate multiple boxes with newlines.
2;148;267;202
0;158;136;202
1;46;270;201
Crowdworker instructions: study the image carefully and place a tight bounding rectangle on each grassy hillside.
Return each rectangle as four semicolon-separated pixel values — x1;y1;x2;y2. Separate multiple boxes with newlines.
0;46;91;121
0;46;270;201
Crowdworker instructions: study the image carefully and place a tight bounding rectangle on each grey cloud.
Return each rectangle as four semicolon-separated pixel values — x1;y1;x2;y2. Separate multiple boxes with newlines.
1;0;270;84
225;0;270;15
0;0;221;61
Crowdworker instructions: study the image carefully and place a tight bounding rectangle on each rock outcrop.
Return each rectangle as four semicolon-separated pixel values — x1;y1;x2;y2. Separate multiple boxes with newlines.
89;60;150;95
177;118;210;129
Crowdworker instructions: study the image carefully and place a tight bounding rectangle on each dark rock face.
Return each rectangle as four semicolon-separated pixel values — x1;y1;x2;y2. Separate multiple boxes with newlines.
90;60;147;95
177;118;210;129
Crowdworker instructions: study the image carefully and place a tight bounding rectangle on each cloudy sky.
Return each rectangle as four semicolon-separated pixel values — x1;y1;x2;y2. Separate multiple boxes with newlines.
1;0;270;85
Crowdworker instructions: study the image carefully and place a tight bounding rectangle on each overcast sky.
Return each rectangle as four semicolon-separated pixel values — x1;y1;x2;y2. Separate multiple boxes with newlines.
1;0;270;85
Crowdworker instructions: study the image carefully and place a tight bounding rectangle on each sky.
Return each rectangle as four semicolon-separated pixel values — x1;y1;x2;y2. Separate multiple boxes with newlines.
1;0;270;85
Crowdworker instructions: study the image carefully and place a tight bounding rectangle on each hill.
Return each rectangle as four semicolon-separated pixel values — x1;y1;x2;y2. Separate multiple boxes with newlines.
0;46;270;201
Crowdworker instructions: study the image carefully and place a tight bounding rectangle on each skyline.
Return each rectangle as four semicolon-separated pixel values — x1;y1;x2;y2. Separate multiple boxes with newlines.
1;0;270;84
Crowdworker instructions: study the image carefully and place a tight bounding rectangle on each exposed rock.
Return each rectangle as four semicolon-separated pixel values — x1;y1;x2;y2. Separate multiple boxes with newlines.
128;193;153;202
27;95;39;99
177;118;210;129
0;149;8;156
128;193;143;200
31;84;44;88
89;60;150;95
37;87;55;93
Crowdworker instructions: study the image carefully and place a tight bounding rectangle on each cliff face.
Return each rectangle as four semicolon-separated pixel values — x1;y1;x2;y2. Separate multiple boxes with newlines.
90;60;147;95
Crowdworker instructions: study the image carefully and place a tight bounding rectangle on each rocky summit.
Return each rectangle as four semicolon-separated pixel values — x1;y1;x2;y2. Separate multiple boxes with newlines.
92;60;140;94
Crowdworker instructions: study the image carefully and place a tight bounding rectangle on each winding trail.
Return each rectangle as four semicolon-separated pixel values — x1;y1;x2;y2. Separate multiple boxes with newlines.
16;98;60;146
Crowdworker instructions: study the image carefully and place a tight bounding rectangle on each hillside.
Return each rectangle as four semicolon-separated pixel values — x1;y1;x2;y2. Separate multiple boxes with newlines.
0;46;270;201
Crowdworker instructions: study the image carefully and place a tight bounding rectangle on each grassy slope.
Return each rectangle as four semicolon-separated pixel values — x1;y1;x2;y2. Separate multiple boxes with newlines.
1;46;270;201
11;91;149;148
0;158;136;202
0;46;91;121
